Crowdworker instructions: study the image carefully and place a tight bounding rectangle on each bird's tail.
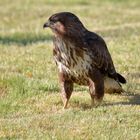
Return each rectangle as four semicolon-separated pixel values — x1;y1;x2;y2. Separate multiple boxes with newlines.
104;76;124;93
117;73;126;84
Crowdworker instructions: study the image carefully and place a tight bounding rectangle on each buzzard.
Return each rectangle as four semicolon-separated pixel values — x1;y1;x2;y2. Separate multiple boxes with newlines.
43;12;126;108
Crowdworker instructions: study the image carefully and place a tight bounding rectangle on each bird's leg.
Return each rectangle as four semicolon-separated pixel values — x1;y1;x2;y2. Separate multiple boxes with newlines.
59;72;73;109
89;79;96;106
89;71;104;107
60;81;73;109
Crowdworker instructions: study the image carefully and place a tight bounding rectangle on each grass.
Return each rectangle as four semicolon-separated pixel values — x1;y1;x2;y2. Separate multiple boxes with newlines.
0;0;140;139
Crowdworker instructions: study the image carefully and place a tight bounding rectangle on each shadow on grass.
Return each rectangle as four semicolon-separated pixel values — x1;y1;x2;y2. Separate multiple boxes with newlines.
0;33;51;46
71;92;140;110
1;24;140;46
105;92;140;107
128;93;140;105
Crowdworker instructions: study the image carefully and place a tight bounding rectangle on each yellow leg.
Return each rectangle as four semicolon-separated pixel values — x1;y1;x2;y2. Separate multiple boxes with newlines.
60;80;73;109
63;99;69;109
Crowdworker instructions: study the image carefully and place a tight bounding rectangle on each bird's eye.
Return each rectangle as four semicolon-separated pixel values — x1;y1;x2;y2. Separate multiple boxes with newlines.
53;20;57;23
49;20;55;25
54;19;59;23
50;19;57;25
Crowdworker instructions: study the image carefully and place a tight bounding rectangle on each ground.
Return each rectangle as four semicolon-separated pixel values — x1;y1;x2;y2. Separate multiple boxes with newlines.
0;0;140;139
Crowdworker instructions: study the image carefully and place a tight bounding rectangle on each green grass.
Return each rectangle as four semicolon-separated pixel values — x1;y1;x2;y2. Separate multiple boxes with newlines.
0;0;140;139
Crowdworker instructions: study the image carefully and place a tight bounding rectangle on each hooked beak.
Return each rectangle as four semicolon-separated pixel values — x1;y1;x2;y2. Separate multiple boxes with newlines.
43;21;50;29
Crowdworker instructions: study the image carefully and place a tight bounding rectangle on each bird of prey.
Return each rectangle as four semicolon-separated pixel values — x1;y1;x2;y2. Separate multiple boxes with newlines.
43;12;126;108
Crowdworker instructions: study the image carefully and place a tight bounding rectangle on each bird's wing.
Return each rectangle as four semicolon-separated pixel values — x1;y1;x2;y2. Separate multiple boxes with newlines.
85;32;117;78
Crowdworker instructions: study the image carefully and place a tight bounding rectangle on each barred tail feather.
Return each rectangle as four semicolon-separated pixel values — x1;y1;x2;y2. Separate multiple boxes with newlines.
104;76;124;93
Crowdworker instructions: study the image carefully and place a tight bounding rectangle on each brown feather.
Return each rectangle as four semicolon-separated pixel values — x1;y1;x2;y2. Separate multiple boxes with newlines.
44;12;126;108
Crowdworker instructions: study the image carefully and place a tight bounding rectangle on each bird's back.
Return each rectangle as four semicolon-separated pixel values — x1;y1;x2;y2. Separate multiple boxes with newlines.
83;31;118;79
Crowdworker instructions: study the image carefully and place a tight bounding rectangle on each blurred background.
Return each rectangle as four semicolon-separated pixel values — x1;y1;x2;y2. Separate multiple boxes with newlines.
1;0;140;45
0;0;140;139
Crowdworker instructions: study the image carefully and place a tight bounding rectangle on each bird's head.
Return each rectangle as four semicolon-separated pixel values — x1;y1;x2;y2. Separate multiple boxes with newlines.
43;12;85;37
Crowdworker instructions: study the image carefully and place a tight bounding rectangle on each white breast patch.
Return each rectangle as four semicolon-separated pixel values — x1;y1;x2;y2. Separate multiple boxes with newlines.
56;41;92;78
